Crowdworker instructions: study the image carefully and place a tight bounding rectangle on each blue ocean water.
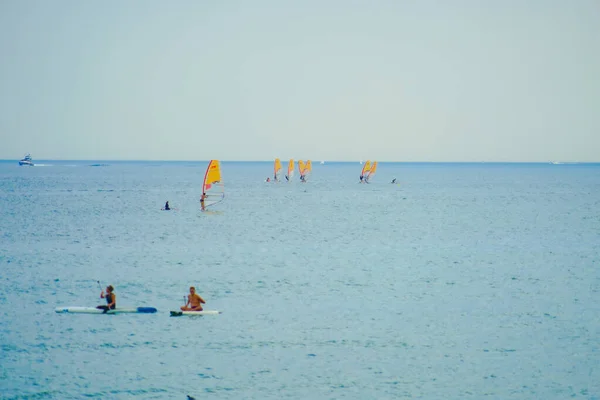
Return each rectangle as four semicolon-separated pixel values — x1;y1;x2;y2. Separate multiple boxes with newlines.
1;160;599;399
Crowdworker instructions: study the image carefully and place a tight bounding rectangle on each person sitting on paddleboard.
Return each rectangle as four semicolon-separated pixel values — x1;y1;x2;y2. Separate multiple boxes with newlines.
164;201;170;210
181;286;205;311
97;285;116;313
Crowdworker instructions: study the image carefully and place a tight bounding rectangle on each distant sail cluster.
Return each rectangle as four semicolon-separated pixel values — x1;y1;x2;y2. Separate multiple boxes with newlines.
270;159;312;183
162;158;391;213
270;158;379;184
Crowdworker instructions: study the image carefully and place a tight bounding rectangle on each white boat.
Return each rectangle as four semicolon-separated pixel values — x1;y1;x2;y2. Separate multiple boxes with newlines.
19;154;34;166
55;306;157;314
170;310;221;316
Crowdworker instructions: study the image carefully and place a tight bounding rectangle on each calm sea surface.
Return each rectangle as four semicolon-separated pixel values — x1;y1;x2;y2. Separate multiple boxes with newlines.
1;160;599;399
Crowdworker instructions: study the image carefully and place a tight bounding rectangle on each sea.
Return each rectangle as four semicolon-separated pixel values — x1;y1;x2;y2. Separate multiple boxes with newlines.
1;160;599;400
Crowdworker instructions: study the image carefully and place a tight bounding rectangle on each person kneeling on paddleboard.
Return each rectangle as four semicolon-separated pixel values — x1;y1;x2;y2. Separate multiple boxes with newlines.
181;286;205;311
97;285;116;313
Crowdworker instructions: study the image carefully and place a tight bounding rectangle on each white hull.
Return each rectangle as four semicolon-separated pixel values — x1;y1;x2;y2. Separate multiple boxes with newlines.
19;161;34;166
170;310;221;316
55;306;157;314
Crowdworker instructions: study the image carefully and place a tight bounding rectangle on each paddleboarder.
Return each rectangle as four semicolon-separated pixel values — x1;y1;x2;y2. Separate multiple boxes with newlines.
97;285;116;313
180;286;205;311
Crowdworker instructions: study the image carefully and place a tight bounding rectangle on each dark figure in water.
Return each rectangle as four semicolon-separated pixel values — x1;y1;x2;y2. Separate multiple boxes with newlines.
285;175;289;181
359;175;364;183
164;201;170;210
391;178;396;184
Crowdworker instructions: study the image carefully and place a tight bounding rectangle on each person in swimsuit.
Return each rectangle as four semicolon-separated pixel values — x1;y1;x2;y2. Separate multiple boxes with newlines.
200;192;207;211
180;286;206;311
97;285;116;313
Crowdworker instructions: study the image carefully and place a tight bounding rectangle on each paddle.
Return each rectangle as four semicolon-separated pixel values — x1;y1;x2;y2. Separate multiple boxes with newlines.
169;296;187;317
97;281;110;314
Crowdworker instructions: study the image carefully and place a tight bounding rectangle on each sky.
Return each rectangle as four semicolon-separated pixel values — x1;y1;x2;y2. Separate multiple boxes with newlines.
1;0;599;162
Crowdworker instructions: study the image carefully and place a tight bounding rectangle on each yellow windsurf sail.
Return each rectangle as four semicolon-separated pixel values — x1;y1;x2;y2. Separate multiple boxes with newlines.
298;160;310;182
360;160;371;182
298;160;306;178
365;161;377;182
286;159;294;182
274;158;282;181
202;160;224;208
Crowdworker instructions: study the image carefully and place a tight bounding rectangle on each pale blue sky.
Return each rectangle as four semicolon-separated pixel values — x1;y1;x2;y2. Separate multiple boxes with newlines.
1;0;598;161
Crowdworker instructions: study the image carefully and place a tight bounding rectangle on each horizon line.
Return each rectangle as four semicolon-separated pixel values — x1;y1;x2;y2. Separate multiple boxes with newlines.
3;159;599;164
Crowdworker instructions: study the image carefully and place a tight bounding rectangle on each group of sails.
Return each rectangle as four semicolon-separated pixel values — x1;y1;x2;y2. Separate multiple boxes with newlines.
166;158;393;212
269;159;311;183
270;158;389;184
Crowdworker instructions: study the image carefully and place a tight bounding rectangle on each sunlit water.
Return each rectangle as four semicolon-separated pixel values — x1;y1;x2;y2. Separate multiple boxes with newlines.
1;160;599;399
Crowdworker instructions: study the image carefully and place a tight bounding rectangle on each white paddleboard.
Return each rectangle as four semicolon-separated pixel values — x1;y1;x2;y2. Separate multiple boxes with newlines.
55;306;157;314
170;310;221;317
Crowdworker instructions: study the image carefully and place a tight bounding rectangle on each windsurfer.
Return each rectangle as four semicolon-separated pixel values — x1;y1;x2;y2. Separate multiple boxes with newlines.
391;178;396;184
359;175;364;183
180;286;205;311
200;192;207;211
97;285;116;313
285;175;289;181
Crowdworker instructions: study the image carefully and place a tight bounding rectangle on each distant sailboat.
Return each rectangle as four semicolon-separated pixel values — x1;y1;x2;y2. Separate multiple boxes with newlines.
286;159;294;182
201;160;224;210
360;160;371;183
364;161;377;183
274;158;282;182
298;160;311;182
